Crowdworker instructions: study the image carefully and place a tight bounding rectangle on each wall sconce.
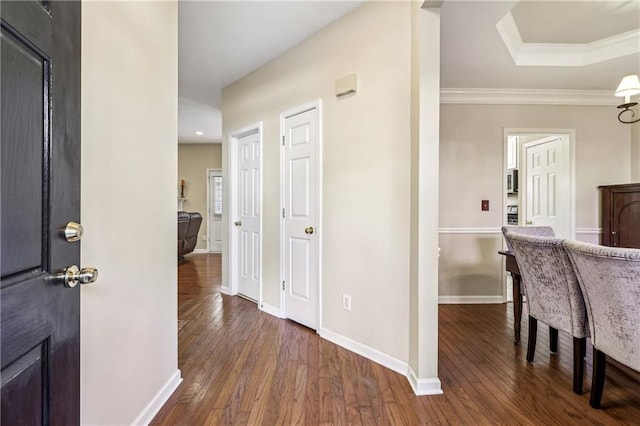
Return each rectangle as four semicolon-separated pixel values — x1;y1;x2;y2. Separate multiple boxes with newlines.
615;74;640;124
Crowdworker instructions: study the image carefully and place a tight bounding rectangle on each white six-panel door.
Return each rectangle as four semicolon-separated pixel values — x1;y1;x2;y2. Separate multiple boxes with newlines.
282;104;320;329
523;136;570;238
236;130;261;301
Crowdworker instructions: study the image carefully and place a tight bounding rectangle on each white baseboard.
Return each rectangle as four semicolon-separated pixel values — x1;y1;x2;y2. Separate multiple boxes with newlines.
192;248;208;254
407;367;443;395
438;227;501;234
259;302;282;318
438;295;504;304
575;228;603;235
318;328;407;376
220;286;232;295
131;369;182;426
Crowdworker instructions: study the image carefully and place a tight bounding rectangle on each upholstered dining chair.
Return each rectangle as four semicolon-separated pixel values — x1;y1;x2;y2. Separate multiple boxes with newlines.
504;232;589;394
563;240;640;408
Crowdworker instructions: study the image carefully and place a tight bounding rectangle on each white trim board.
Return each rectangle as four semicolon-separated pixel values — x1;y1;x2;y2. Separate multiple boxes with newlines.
131;369;182;426
192;248;208;254
438;227;501;234
319;328;443;396
576;228;603;235
440;88;617;106
438;296;504;305
496;12;640;67
259;302;283;318
408;367;443;396
319;328;407;376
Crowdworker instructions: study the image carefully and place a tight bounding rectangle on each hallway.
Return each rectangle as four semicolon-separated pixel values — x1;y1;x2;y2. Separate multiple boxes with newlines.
151;254;640;425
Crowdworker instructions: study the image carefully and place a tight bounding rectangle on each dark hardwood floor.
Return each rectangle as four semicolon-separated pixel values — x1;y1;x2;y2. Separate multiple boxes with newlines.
151;253;640;425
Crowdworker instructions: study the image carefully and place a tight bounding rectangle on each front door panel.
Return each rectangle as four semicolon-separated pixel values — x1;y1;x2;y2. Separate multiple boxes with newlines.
1;2;81;424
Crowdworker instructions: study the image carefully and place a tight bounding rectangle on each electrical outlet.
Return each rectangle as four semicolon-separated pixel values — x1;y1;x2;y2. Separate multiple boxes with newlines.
342;294;352;311
202;235;207;241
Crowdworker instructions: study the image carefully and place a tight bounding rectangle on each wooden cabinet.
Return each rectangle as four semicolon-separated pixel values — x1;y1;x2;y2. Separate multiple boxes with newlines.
599;183;640;248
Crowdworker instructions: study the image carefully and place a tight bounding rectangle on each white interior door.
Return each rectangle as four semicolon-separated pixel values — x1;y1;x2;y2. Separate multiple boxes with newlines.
522;136;571;238
207;169;223;252
236;131;261;301
282;104;320;330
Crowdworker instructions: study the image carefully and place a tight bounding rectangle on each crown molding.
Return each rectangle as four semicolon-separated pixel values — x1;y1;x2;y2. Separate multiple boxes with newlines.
495;11;522;60
440;88;619;106
497;12;640;67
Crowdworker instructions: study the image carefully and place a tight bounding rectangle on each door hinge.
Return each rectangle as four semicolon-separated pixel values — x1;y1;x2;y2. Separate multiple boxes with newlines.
282;281;285;291
282;208;285;218
282;135;285;146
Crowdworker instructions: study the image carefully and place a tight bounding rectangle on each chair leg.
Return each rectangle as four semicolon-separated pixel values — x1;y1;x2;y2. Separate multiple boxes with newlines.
590;348;607;408
549;327;558;353
526;316;537;362
572;337;586;394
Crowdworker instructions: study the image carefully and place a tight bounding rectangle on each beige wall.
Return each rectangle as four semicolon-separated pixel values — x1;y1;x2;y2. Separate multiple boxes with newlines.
81;2;178;424
439;103;631;299
631;122;640;181
222;1;412;363
178;143;222;250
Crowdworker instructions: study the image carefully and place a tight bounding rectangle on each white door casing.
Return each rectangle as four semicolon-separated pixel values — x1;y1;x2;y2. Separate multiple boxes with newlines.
521;135;571;238
281;101;321;330
229;124;262;302
207;168;223;252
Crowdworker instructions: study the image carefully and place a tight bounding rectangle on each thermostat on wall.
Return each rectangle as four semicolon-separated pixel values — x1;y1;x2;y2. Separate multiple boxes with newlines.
335;74;358;97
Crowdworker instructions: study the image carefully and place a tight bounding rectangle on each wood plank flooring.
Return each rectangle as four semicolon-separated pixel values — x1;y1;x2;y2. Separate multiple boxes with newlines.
151;254;640;425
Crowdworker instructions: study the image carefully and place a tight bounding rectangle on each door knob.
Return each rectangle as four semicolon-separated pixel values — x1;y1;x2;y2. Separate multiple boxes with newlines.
52;265;99;288
305;227;314;235
525;220;533;225
62;221;83;242
234;221;242;226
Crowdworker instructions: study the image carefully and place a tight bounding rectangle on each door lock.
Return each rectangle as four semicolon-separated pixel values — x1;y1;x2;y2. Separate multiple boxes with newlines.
52;265;99;288
62;221;84;242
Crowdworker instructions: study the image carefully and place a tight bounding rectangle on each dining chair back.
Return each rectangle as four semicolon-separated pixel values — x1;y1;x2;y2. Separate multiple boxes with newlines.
563;239;640;407
501;225;555;252
504;231;588;394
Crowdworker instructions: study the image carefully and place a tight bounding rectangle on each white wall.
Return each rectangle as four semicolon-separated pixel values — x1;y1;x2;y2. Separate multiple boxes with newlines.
81;2;179;424
222;1;412;364
439;103;631;300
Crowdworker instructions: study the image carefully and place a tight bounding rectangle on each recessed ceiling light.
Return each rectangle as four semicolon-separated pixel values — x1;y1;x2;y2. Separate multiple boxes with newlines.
195;131;204;136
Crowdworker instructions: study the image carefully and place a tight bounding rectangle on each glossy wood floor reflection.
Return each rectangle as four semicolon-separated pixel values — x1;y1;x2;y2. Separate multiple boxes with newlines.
151;254;640;425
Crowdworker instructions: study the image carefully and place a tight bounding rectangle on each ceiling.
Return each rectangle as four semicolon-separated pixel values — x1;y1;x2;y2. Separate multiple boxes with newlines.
178;1;364;143
178;0;640;144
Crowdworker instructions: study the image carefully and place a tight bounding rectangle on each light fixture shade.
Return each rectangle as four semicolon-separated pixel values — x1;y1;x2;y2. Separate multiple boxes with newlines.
615;74;640;98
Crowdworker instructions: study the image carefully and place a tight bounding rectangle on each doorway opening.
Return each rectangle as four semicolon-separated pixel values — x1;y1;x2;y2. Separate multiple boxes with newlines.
502;128;576;301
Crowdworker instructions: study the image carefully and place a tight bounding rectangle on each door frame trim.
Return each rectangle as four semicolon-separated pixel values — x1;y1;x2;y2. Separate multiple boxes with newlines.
502;127;576;302
205;167;223;253
228;122;263;300
279;99;323;329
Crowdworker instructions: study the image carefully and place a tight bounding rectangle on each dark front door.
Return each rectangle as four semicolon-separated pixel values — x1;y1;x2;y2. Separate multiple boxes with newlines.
1;1;81;424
